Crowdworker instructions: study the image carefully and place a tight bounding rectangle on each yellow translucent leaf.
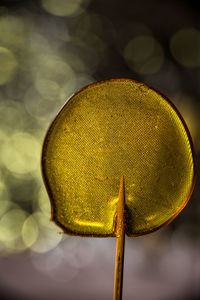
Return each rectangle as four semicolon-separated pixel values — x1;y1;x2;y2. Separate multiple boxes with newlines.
42;79;196;237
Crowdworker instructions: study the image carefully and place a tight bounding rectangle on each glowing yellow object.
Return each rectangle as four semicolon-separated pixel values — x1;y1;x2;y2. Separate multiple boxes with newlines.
42;79;196;237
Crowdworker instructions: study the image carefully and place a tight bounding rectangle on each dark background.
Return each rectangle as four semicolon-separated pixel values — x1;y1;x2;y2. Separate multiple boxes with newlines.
0;0;199;299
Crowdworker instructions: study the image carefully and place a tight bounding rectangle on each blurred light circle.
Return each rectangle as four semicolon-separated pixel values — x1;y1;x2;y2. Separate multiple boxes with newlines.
35;55;75;82
30;33;51;54
0;199;15;218
37;187;51;217
0;209;27;243
24;87;59;121
124;36;155;63
64;40;100;74
29;212;62;253
75;13;101;39
0;16;26;49
75;12;116;45
0;47;18;85
0;181;11;217
22;214;39;248
41;0;83;17
123;35;164;75
117;22;152;53
0;180;6;198
61;238;95;269
32;55;76;102
0;130;7;146
0;101;25;134
31;247;63;272
65;48;88;73
31;247;78;282
170;28;200;68
35;79;60;101
1;132;41;175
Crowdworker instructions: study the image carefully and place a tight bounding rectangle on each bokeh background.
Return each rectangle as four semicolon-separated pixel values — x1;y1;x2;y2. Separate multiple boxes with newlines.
0;0;200;299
